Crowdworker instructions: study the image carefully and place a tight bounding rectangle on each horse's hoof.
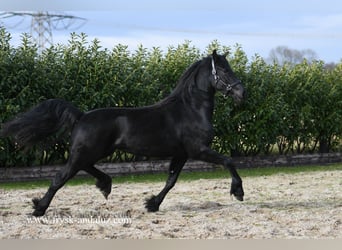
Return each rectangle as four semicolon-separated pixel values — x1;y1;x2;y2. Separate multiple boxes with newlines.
234;195;244;201
145;195;160;212
96;179;112;200
32;197;41;209
101;190;110;200
230;181;244;202
32;209;45;217
32;198;47;217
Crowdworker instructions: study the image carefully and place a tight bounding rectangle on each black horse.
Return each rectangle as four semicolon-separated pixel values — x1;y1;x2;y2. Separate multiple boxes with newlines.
1;50;246;217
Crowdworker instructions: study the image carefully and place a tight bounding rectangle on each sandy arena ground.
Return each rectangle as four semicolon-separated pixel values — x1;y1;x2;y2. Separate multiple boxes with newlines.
0;170;341;239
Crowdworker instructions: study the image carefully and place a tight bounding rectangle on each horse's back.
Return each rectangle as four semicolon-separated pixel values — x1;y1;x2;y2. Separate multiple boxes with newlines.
71;105;185;158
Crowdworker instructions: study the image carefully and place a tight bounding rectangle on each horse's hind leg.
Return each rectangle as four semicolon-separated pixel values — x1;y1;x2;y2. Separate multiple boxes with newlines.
84;166;112;199
32;164;79;217
145;156;187;212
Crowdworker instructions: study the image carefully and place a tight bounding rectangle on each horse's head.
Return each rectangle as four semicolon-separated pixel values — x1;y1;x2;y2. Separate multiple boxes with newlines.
210;50;246;104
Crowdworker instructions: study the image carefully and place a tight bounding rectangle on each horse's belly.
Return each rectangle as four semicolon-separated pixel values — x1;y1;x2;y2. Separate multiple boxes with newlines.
116;134;181;157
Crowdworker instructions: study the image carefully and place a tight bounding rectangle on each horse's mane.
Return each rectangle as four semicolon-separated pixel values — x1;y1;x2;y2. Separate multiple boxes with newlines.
159;57;209;105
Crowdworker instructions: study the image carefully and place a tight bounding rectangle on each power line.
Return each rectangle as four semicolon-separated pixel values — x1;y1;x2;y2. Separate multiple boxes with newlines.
0;11;87;52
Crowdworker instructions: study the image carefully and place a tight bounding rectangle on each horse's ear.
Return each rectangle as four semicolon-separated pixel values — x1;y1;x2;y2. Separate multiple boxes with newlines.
212;49;218;58
223;51;229;57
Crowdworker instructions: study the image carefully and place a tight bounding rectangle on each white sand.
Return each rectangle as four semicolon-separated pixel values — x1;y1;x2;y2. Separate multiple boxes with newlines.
0;170;341;239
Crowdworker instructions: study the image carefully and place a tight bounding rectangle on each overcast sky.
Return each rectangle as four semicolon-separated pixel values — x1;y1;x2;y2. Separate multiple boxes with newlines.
1;0;342;62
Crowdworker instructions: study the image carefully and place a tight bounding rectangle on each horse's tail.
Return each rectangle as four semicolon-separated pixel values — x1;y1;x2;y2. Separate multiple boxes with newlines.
0;99;84;148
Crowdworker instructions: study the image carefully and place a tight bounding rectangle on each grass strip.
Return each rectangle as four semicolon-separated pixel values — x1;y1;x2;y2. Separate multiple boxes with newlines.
1;163;341;190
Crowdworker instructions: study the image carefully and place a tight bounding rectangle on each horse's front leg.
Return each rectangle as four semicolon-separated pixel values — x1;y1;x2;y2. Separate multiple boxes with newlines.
194;147;244;201
145;156;187;212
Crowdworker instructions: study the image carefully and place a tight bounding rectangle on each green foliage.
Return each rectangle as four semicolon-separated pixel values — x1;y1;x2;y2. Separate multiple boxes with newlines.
0;27;341;167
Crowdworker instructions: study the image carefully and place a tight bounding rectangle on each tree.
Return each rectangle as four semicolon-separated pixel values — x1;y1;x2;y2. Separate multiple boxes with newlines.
324;62;337;71
268;46;317;65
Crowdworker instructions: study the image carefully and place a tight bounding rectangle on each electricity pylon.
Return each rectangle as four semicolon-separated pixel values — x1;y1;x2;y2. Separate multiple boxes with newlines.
0;11;86;52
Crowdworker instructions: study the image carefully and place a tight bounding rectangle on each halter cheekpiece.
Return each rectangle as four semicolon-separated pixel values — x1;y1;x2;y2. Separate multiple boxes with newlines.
211;57;240;95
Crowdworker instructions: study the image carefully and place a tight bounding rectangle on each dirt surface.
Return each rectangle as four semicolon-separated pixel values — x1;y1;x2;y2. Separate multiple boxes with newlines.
1;170;341;239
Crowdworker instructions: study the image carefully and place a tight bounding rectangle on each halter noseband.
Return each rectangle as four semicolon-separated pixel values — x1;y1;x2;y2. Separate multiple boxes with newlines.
211;57;240;95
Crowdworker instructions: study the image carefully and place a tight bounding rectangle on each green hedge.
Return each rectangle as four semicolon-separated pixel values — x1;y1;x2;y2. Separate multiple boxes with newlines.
0;28;341;167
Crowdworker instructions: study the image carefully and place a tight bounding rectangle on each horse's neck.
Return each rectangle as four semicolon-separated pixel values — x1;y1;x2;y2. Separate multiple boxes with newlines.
163;60;216;120
185;86;215;123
